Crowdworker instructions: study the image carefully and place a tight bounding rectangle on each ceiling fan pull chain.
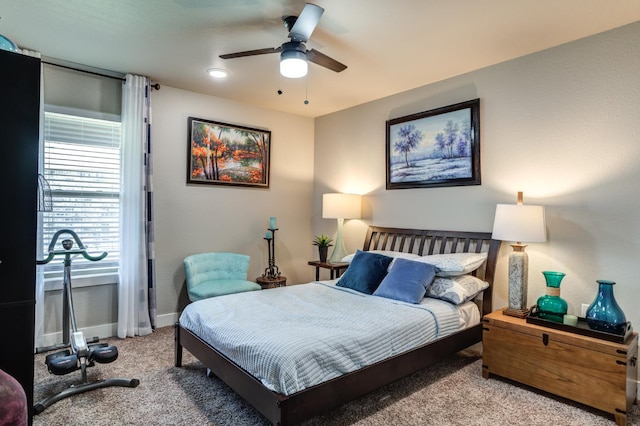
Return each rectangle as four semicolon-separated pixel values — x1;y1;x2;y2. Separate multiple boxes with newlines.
304;73;309;105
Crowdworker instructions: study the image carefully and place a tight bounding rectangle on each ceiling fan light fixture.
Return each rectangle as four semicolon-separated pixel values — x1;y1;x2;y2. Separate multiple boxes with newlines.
207;68;229;78
280;49;307;78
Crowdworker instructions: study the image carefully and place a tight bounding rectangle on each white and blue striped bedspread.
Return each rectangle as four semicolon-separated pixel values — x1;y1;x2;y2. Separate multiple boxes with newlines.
179;281;462;395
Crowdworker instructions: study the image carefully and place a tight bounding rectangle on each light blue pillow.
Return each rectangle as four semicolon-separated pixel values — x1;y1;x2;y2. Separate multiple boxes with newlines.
373;258;439;304
336;250;393;294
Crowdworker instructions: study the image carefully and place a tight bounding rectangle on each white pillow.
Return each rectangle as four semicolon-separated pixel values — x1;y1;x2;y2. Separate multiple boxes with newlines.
342;250;422;271
427;275;490;305
341;250;421;263
417;252;487;277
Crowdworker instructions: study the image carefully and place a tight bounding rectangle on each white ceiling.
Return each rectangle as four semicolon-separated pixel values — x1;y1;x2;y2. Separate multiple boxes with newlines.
1;0;639;118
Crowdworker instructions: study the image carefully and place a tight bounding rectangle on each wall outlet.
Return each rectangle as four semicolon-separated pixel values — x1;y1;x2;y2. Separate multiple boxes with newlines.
581;303;589;317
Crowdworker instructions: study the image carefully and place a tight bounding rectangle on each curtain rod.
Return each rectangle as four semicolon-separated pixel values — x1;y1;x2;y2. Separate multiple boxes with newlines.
42;59;161;90
42;60;125;81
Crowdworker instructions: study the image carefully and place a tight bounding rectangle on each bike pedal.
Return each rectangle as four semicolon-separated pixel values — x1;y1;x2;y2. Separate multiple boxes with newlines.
44;350;71;365
87;342;108;351
91;345;118;364
47;354;79;375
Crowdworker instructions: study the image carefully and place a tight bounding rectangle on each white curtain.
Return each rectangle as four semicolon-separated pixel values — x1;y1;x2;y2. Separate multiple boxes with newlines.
118;74;152;338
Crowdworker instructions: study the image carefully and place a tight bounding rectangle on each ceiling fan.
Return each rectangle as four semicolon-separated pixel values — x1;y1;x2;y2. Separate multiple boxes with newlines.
219;3;347;78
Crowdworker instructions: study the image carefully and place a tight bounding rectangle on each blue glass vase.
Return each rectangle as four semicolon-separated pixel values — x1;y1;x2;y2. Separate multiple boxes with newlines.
585;280;627;335
536;271;568;323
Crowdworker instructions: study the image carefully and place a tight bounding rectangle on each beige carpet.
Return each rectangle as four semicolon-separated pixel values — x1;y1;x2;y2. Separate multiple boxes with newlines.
33;326;639;425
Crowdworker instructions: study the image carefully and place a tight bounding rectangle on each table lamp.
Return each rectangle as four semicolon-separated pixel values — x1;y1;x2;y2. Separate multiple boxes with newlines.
491;192;546;318
322;193;362;263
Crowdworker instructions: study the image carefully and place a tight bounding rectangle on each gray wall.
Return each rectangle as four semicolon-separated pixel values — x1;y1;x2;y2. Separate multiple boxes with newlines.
150;86;315;317
43;63;122;115
314;22;640;333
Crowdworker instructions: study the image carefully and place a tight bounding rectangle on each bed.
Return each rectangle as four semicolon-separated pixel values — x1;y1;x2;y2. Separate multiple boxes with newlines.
175;226;500;425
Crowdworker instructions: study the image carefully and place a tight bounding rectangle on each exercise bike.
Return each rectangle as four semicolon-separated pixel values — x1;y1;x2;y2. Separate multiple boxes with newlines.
34;229;139;414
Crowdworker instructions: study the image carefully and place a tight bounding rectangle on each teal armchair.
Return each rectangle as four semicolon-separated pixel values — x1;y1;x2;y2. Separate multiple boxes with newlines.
183;252;261;301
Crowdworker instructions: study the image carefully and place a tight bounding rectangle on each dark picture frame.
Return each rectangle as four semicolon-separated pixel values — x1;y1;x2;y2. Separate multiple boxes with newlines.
386;99;480;189
187;117;270;188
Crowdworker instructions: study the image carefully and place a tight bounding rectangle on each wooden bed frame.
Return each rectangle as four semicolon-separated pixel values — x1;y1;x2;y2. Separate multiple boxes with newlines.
175;226;500;425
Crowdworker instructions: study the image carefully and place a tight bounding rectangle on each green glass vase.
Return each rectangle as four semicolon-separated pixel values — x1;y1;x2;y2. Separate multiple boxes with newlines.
536;271;568;323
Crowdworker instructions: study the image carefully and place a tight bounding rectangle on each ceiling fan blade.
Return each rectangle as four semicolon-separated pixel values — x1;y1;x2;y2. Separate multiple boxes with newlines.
288;3;324;42
306;49;347;73
220;47;281;59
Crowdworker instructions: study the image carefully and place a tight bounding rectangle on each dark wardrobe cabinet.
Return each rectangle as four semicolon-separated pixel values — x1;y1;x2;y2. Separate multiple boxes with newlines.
0;48;41;423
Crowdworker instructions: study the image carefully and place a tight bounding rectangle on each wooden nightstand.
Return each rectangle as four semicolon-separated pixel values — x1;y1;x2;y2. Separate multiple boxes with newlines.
307;261;349;281
256;276;287;289
482;309;638;426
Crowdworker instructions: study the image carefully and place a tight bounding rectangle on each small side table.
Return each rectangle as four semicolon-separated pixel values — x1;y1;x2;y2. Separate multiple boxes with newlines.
307;261;349;281
256;276;287;289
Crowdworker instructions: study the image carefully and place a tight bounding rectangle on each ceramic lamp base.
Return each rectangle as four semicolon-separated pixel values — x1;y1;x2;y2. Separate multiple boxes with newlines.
507;247;529;311
328;218;347;263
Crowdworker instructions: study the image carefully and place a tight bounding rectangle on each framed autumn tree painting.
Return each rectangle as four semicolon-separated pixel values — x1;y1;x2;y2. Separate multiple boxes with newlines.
385;99;480;189
187;117;270;188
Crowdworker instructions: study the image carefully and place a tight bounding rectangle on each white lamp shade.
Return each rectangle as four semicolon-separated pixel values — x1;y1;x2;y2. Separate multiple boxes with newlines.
492;204;546;243
322;193;362;219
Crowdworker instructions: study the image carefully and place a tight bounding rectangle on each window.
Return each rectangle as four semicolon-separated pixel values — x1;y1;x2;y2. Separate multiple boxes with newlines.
41;108;121;279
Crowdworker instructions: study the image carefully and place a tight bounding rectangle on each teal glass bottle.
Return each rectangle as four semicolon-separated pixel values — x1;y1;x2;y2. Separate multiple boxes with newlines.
536;271;568;323
585;280;627;335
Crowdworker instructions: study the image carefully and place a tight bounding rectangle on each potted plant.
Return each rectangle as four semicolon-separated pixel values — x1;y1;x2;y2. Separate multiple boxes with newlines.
313;234;333;263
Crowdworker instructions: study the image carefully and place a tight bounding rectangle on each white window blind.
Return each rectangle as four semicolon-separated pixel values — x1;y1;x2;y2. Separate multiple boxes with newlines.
42;111;121;274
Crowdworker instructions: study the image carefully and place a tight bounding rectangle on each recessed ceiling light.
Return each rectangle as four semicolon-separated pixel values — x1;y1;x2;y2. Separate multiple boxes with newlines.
207;68;229;78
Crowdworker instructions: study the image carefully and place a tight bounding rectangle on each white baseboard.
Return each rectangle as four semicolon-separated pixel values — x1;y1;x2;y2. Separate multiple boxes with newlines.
38;323;118;349
38;312;181;349
156;312;180;328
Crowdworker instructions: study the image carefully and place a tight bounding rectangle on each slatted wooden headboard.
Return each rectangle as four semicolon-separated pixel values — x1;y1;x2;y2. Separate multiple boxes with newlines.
362;226;500;315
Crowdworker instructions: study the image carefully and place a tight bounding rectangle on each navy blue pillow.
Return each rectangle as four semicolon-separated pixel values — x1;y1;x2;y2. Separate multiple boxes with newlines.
373;258;439;304
336;250;393;294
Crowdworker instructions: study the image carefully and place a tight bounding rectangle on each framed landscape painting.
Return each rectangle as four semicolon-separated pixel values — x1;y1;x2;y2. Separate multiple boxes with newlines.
187;117;270;188
385;99;480;189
